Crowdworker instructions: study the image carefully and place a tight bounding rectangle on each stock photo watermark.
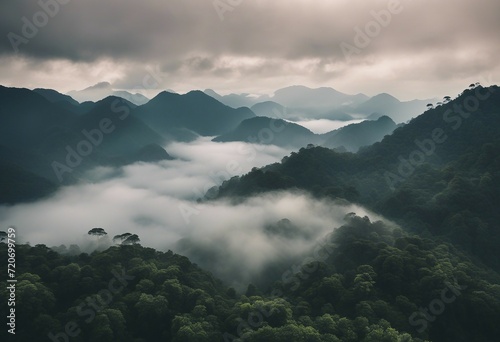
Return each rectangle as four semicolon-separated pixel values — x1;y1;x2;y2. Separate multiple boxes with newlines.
409;277;467;333
51;99;132;182
213;0;244;21
48;267;135;342
340;0;406;62
7;0;73;53
385;83;496;190
51;68;163;183
4;227;17;335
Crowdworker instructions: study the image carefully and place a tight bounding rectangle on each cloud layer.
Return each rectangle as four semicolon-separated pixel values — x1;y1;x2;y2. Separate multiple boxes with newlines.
0;138;387;289
1;0;499;99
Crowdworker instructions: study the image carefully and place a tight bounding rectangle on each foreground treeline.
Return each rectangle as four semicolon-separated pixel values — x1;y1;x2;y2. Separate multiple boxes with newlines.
1;214;500;341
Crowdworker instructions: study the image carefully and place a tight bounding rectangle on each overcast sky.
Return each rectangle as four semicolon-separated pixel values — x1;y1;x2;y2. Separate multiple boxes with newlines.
1;0;499;100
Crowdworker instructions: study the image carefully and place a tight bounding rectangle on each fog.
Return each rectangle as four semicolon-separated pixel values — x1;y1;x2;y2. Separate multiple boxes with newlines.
0;137;386;289
292;119;366;134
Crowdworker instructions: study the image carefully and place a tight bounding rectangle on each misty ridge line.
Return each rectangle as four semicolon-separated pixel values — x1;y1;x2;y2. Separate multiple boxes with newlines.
51;68;164;182
51;98;131;182
180;106;290;224
3;83;500;341
384;83;496;190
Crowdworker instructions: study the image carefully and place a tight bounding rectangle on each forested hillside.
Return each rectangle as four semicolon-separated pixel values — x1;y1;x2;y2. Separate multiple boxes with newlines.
216;86;500;272
2;214;500;341
2;85;500;342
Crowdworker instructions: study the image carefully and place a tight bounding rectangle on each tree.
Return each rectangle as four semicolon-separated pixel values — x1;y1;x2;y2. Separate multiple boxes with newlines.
88;227;107;237
14;273;56;319
87;314;114;342
426;103;434;110
122;234;140;245
113;233;132;244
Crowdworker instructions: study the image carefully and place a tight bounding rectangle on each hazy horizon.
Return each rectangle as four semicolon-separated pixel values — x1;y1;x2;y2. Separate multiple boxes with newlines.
1;0;499;101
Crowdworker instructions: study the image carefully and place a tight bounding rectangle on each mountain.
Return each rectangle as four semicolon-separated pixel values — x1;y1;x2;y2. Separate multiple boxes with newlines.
0;87;173;190
250;101;287;118
205;85;433;122
0;142;79;190
46;95;166;175
0;160;57;204
61;96;165;162
133;90;255;136
261;85;368;120
67;82;150;105
67;81;112;102
354;93;433;123
129;143;174;163
0;87;78;200
321;115;397;152
204;88;263;108
4;85;500;342
272;85;368;111
217;86;500;199
33;88;98;115
215;85;500;271
0;86;76;150
359;92;400;111
213;116;318;148
33;88;79;106
76;101;97;114
213;115;397;151
205;86;369;120
112;90;150;105
205;85;434;122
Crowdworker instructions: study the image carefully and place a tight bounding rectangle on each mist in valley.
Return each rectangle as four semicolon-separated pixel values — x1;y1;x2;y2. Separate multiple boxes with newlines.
292;119;366;134
0;137;385;290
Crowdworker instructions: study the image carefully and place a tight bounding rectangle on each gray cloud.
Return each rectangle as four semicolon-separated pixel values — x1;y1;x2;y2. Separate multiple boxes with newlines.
0;0;499;98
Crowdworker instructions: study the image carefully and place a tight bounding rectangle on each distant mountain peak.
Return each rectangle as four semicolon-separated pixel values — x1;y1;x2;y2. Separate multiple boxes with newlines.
134;89;255;136
204;89;220;96
33;88;80;106
186;89;208;96
185;90;230;105
84;81;112;91
148;90;179;102
67;82;149;105
90;95;137;111
376;115;395;123
371;93;401;102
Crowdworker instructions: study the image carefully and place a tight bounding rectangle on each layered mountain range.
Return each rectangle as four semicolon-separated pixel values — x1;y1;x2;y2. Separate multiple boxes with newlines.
0;84;413;204
1;84;500;342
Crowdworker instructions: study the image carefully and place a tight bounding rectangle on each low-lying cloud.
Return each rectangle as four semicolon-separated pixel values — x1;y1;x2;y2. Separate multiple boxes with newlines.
293;119;366;134
0;138;386;289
